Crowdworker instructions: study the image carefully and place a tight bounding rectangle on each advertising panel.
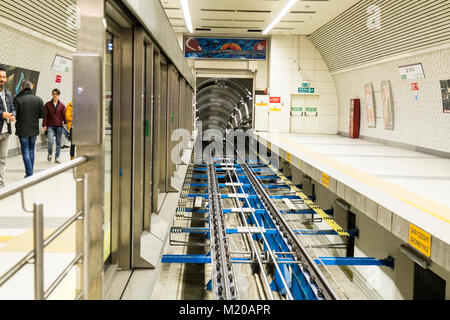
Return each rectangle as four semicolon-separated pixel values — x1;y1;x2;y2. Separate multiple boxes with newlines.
364;83;376;128
184;37;267;60
0;63;40;98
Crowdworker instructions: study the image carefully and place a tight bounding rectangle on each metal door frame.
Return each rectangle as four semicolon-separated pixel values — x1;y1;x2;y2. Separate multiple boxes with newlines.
159;57;168;193
167;65;179;192
74;0;106;299
132;27;154;268
152;48;161;213
102;16;124;288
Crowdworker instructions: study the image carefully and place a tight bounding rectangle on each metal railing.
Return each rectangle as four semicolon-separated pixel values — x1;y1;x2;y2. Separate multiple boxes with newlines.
0;156;89;300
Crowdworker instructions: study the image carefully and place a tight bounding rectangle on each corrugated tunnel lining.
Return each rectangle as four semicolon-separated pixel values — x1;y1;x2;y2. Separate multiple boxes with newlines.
196;78;253;134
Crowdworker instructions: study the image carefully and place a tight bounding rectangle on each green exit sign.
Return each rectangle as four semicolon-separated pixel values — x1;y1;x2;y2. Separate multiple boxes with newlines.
298;88;315;94
291;107;303;112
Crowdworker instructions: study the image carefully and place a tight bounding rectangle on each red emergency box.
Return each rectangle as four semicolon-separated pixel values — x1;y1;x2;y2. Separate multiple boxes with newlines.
349;99;360;139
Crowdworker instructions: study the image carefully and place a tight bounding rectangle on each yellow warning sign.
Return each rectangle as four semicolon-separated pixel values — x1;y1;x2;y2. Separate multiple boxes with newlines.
321;172;330;189
270;108;282;112
268;142;271;149
286;152;291;163
409;224;431;257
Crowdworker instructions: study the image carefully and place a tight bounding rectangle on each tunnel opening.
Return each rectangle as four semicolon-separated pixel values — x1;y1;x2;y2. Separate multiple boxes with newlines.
196;77;253;137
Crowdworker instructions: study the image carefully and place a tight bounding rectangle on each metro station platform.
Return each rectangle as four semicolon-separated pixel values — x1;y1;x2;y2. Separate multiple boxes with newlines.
254;132;450;273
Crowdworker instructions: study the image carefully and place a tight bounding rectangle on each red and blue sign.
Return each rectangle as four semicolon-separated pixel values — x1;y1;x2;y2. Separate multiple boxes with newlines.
184;37;266;60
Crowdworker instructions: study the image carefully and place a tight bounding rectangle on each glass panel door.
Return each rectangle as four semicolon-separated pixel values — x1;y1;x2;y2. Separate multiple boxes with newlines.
104;31;114;268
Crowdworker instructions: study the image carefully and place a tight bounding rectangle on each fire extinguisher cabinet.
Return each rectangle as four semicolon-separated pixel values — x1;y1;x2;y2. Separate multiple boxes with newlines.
349;99;360;139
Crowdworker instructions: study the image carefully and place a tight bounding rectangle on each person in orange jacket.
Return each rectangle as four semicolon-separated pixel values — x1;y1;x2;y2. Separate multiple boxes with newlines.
66;101;75;160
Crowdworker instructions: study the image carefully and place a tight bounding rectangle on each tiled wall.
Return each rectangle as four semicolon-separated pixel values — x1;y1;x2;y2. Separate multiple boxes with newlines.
269;35;339;134
0;21;74;152
334;46;450;153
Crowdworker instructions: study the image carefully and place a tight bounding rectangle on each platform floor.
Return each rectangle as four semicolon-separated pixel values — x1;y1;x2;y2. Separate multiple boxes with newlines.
0;146;78;300
255;132;450;244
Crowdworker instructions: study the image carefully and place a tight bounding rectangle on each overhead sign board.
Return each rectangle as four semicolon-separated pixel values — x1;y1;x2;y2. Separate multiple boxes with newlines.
301;81;311;88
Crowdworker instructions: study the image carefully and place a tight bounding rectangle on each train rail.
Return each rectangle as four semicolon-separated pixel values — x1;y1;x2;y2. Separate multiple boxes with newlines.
162;142;394;300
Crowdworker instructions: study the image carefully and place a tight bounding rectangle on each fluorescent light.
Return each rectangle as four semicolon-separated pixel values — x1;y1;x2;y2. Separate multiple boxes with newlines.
262;0;298;35
180;0;193;33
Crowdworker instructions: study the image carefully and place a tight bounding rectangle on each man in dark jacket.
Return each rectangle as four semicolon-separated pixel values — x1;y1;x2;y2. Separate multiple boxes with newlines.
14;80;45;177
0;67;16;188
43;88;66;163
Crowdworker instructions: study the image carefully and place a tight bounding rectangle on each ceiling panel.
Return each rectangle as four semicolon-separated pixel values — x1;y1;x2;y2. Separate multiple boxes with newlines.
160;0;361;36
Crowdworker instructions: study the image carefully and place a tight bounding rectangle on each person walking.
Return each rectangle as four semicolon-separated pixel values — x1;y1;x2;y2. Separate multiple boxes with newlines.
66;101;76;160
14;80;45;178
43;89;66;164
0;67;16;188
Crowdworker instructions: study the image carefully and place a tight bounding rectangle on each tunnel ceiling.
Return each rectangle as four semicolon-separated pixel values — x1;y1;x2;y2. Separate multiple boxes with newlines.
196;78;253;135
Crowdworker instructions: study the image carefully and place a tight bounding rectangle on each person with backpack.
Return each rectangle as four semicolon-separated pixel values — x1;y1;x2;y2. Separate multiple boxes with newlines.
14;80;45;177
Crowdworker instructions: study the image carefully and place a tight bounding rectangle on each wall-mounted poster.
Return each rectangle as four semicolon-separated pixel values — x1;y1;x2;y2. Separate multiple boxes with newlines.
441;80;450;114
0;63;40;98
381;81;394;130
184;37;267;60
398;63;425;80
364;83;376;128
52;54;72;73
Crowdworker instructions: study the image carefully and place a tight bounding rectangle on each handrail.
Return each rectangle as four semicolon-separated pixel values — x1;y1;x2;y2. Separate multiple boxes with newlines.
0;157;90;300
44;252;83;300
0;156;88;200
0;209;84;287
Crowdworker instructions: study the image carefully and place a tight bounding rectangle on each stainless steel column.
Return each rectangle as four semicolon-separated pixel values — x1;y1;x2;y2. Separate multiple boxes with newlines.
33;203;44;300
159;59;168;192
152;50;161;213
74;0;105;299
132;28;153;268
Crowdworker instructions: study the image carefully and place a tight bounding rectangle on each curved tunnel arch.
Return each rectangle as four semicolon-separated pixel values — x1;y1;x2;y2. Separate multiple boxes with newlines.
196;78;253;135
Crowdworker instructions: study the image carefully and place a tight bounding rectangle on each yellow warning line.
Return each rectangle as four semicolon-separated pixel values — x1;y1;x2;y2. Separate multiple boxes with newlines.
272;135;450;225
0;236;14;243
260;157;350;237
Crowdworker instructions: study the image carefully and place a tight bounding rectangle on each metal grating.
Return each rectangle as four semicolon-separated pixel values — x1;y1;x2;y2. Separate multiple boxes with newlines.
308;0;450;73
0;0;77;49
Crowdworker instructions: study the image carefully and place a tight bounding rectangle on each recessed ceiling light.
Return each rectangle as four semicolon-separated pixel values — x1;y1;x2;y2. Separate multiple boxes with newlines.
180;0;193;33
262;0;299;35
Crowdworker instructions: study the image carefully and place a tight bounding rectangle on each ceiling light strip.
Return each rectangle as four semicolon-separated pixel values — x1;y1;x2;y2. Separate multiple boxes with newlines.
262;0;299;35
180;0;193;33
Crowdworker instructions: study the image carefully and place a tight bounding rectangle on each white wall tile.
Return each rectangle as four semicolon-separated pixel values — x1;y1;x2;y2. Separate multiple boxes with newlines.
0;21;74;151
334;47;450;152
299;47;316;60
